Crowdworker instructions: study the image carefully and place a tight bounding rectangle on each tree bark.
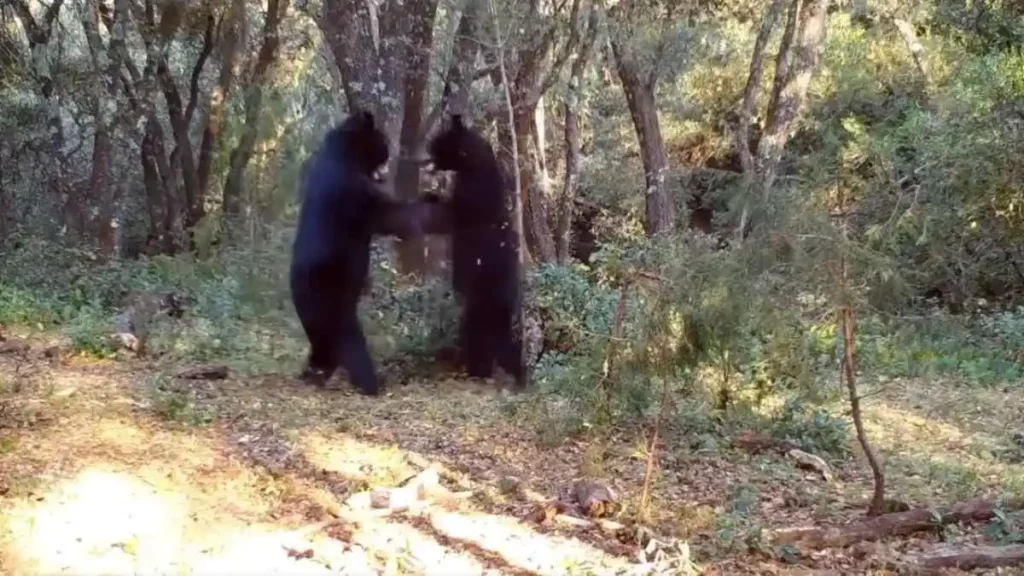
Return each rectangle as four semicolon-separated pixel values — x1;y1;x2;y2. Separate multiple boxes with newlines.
737;0;786;179
222;0;289;232
758;0;830;198
609;4;676;237
423;0;482;133
196;4;236;197
82;0;127;257
138;0;205;235
117;22;180;254
737;0;831;241
318;0;403;149
612;50;674;236
556;8;600;264
892;18;930;84
392;0;440;277
489;0;581;263
10;0;79;239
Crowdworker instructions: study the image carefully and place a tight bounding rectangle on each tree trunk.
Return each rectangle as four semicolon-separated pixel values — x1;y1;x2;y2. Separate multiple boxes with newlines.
916;544;1024;571
222;0;288;234
152;68;202;237
140;123;167;247
515;103;558;262
757;0;830;198
487;0;581;264
318;0;403;147
556;8;599;264
737;0;786;179
557;87;582;265
197;2;239;196
392;0;440;277
0;143;7;243
892;18;930;84
423;0;482;133
611;48;674;236
82;0;127;258
736;0;831;241
10;0;79;240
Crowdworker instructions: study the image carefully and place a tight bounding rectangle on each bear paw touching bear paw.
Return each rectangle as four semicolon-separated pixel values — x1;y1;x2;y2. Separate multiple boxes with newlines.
289;110;444;396
425;114;527;391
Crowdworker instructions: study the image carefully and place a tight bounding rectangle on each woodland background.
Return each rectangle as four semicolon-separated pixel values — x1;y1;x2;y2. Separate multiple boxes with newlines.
1;0;1024;573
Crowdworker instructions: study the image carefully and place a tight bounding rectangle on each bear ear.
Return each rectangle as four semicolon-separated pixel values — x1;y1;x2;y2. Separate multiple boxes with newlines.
351;108;376;129
450;114;465;130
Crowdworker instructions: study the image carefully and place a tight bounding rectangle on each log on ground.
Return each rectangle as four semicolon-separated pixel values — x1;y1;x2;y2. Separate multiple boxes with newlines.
916;544;1024;571
773;498;1016;549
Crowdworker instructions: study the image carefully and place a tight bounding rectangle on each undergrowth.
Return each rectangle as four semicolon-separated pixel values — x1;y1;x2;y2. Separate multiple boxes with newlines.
2;235;1022;457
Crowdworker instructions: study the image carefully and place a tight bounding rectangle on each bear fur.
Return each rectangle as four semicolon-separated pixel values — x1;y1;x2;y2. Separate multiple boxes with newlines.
290;110;432;395
426;115;526;390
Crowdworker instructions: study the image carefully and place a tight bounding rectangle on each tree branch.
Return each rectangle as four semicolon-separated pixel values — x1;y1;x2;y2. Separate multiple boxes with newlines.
184;13;217;127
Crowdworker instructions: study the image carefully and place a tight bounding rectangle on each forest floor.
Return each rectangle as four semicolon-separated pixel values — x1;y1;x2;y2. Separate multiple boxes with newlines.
1;329;1023;575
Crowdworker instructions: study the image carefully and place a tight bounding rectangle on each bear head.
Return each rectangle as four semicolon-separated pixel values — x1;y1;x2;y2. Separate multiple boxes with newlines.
427;114;485;172
337;109;390;175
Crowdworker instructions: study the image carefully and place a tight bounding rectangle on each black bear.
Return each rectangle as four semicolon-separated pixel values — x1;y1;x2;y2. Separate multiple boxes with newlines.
290;110;437;396
426;115;526;390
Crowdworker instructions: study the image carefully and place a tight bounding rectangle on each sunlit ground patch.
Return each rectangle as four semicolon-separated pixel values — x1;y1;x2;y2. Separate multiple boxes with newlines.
854;377;1024;502
2;468;187;574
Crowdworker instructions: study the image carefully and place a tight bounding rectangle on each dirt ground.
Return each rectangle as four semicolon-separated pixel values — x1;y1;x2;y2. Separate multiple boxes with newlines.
2;331;1023;575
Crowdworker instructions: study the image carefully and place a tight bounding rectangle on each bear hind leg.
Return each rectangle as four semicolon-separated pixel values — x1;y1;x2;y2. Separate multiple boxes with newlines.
459;304;495;379
336;312;381;396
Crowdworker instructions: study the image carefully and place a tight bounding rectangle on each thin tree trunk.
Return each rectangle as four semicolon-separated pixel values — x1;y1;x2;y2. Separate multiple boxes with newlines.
737;0;786;179
156;60;203;231
892;18;930;84
222;0;288;233
735;0;786;242
837;178;885;517
422;0;482;134
556;7;599;264
557;88;582;264
737;0;831;242
757;0;829;198
198;1;240;196
489;0;581;263
490;0;524;271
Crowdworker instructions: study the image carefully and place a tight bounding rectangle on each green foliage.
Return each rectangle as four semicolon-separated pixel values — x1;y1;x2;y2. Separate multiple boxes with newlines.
858;309;1024;385
769;399;852;458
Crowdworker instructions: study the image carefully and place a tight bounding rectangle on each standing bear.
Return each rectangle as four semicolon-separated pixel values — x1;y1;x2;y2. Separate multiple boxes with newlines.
426;115;527;391
290;110;437;396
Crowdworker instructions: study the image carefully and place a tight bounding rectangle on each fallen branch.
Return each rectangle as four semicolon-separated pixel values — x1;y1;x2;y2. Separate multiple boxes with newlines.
916;544;1024;571
404;452;476;491
787;449;833;482
176;363;229;380
774;498;1018;549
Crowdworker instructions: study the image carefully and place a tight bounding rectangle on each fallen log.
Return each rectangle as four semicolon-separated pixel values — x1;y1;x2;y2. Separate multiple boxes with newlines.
916;544;1024;571
774;498;1014;549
